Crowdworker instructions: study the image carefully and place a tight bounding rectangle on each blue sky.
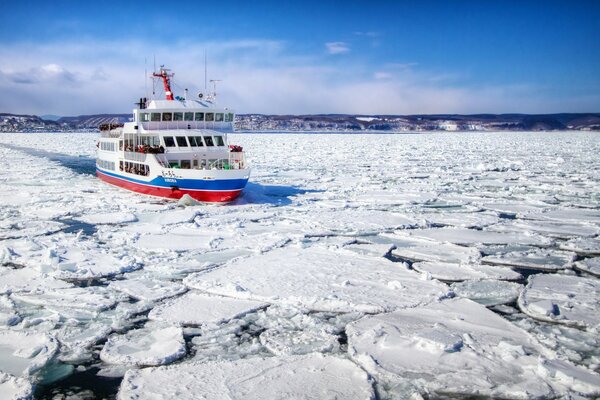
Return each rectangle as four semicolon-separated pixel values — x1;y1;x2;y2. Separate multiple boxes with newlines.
0;0;599;115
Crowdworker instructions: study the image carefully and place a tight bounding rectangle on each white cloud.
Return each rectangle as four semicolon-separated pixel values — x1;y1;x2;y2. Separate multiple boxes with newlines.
325;42;350;55
0;39;597;116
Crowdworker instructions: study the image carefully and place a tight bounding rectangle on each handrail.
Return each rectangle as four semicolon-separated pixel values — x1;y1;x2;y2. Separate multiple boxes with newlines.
140;121;233;131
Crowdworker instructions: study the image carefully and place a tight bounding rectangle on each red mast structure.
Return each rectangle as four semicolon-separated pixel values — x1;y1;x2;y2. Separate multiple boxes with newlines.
152;66;175;100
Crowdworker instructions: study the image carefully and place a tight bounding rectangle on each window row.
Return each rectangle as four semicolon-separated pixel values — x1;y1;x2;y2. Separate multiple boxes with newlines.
163;135;225;148
99;141;116;152
97;159;115;171
119;161;149;176
140;112;234;123
168;158;230;170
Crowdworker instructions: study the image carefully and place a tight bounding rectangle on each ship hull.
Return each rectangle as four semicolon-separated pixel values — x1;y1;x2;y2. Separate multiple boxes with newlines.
97;169;246;202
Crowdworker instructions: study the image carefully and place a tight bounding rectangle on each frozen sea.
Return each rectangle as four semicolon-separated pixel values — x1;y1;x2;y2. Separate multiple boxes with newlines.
0;131;599;399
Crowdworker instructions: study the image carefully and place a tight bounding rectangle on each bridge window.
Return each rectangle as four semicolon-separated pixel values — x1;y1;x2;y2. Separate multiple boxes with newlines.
162;112;172;121
163;136;176;147
141;113;149;122
205;113;214;122
188;136;197;146
203;136;214;146
174;112;183;121
195;136;205;146
194;112;204;121
214;136;225;146
184;112;194;121
176;136;188;147
151;113;161;121
215;113;224;122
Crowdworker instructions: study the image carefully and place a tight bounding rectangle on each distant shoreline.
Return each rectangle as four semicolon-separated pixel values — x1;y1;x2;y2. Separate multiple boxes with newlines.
2;112;599;133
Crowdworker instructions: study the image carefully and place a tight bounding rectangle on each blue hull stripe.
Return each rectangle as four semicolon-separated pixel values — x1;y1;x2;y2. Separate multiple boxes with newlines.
97;168;248;191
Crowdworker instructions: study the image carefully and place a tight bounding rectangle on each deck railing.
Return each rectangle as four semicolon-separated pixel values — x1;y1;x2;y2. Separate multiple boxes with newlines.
140;121;233;131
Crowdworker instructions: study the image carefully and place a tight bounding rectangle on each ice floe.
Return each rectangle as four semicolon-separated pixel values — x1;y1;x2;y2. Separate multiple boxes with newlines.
383;233;481;264
77;211;137;225
405;226;551;246
411;261;522;282
560;237;600;256
518;274;600;329
450;279;523;306
0;372;33;400
0;330;58;378
574;257;600;277
148;291;268;326
109;277;187;302
347;298;600;398
118;353;375;399
184;246;449;313
482;248;575;271
100;326;186;366
259;328;339;356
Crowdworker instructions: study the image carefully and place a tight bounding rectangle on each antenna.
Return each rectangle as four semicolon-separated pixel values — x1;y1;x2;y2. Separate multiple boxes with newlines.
204;49;207;91
152;55;156;97
144;57;147;99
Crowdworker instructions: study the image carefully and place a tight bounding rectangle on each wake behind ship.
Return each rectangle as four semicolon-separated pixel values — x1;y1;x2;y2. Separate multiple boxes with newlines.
96;66;250;202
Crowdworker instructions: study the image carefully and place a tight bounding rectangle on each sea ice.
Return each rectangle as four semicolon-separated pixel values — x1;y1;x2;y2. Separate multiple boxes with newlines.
118;353;375;399
148;291;268;326
109;277;187;302
11;286;127;315
482;248;575;271
347;298;600;398
383;233;481;264
411;261;522;282
574;257;600;277
404;226;551;246
0;330;58;377
100;326;186;367
0;372;33;400
450;279;523;306
488;220;599;239
560;237;600;256
77;211;137;225
184;245;449;313
259;328;340;356
518;274;600;329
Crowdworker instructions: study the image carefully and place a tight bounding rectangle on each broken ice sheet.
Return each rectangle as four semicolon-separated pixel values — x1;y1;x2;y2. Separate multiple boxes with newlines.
109;277;187;302
118;353;375;400
347;298;600;399
411;261;522;282
488;219;599;239
0;372;33;400
450;279;523;306
507;312;600;372
404;226;552;246
560;237;600;256
148;291;268;326
482;248;575;271
383;232;481;264
259;328;340;356
100;326;186;367
184;245;449;313
518;274;600;330
0;330;58;378
574;257;600;277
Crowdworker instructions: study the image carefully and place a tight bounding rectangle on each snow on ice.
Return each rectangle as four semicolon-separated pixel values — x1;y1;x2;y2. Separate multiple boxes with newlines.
1;131;599;398
118;353;375;400
518;274;600;329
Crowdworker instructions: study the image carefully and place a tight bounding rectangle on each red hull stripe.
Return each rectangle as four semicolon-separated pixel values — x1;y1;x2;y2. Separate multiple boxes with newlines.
97;170;242;202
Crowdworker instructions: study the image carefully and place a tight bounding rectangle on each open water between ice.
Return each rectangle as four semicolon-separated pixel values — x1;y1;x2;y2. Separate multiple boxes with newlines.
0;131;599;399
